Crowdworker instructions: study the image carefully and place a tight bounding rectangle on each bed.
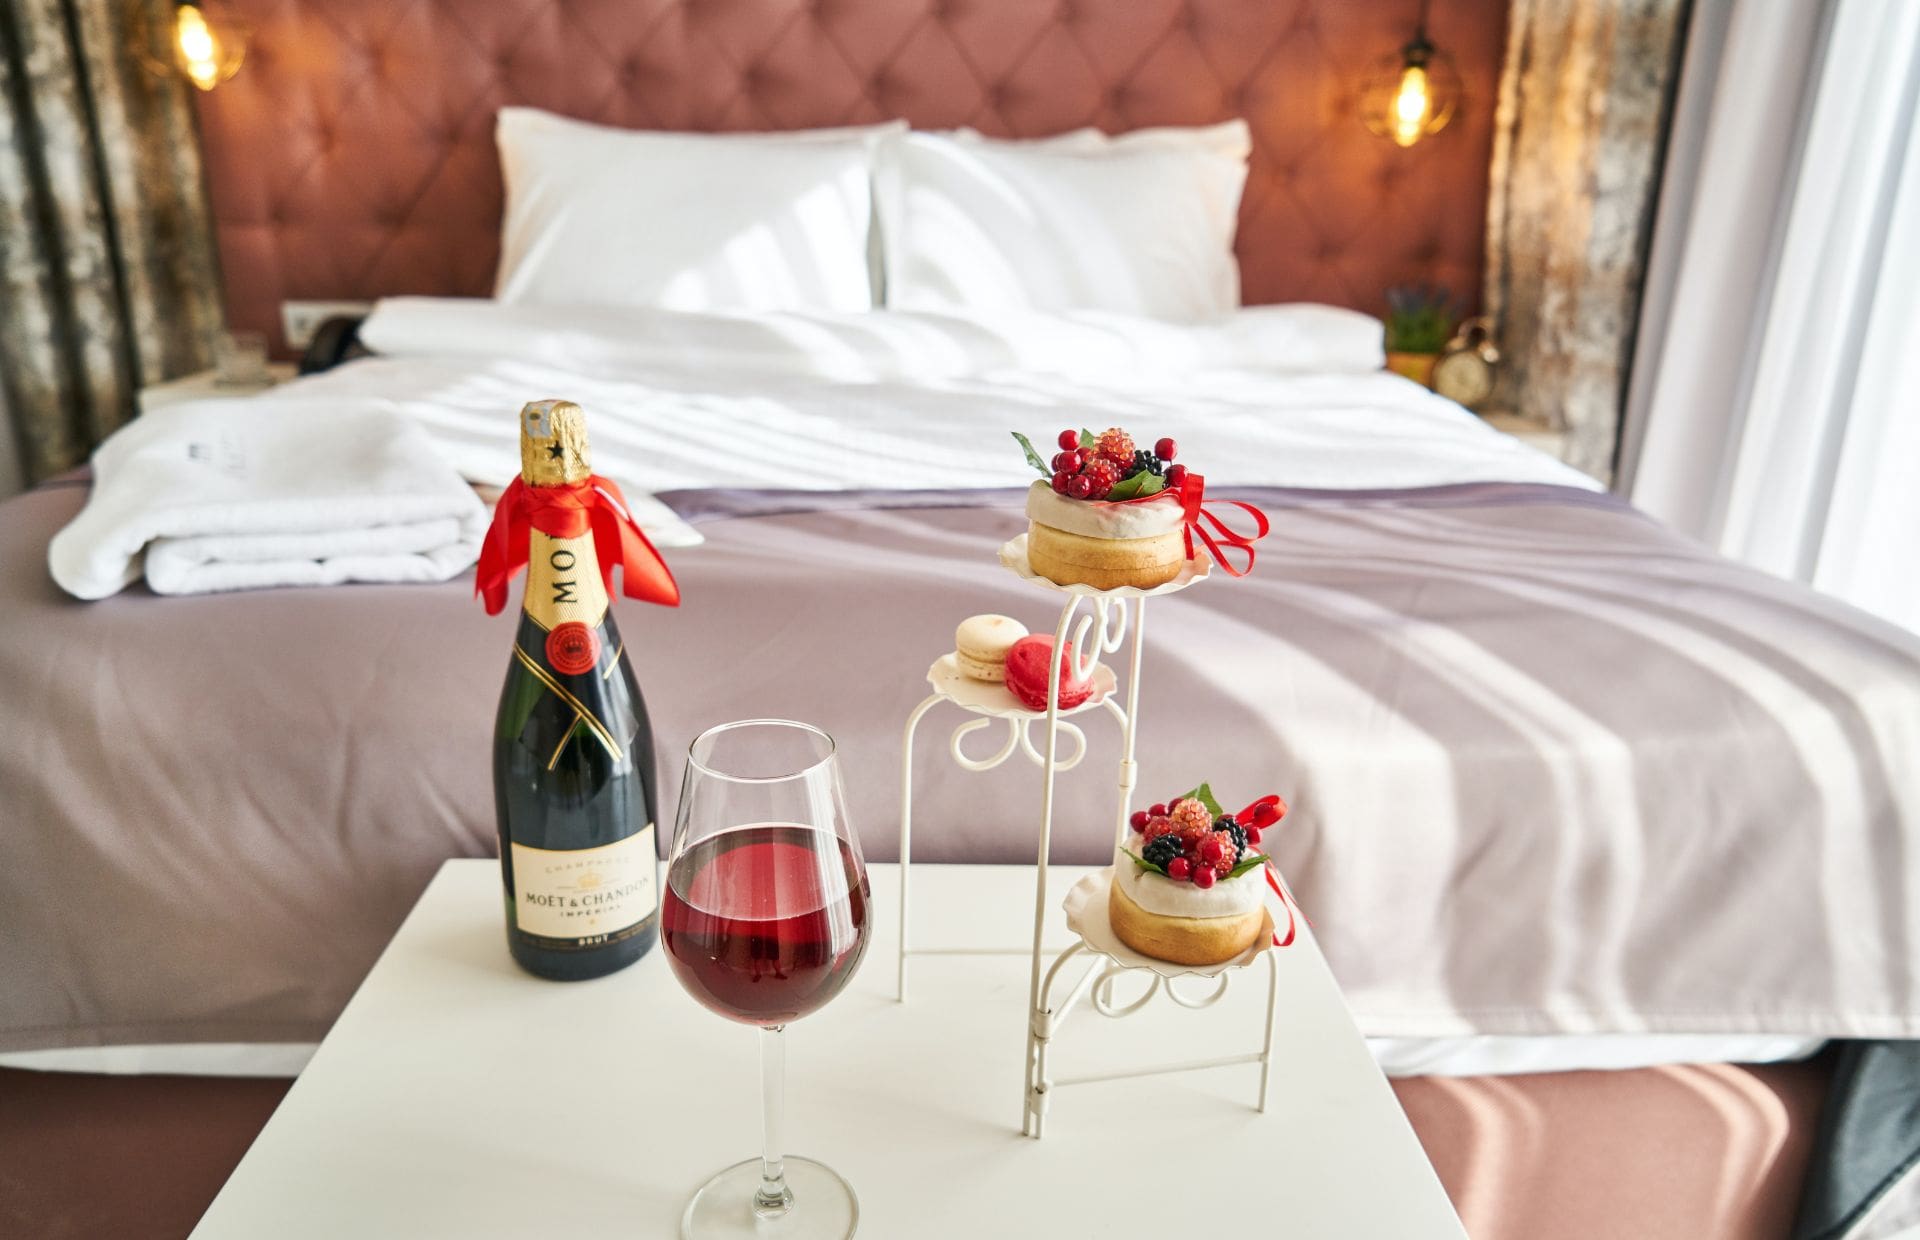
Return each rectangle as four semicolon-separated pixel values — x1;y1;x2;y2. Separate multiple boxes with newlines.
5;297;1918;1239
9;0;1920;1234
7;294;1920;1063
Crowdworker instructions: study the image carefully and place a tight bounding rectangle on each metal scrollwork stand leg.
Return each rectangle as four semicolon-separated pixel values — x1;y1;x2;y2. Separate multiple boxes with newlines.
896;539;1278;1139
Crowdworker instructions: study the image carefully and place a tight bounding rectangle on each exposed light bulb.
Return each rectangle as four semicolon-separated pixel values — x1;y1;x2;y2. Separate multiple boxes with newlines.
1390;63;1433;148
175;3;220;91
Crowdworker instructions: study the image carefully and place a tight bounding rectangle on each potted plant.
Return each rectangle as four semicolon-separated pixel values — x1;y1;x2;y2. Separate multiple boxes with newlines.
1383;284;1458;387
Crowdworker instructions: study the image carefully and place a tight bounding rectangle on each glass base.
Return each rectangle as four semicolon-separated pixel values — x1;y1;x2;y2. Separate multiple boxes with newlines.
681;1156;858;1239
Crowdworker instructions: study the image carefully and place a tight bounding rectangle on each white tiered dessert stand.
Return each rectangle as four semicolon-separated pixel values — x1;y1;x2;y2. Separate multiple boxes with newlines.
896;532;1284;1139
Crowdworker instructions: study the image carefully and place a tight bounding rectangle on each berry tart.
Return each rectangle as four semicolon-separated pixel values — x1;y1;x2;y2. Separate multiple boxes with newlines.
1013;427;1192;590
1110;784;1287;967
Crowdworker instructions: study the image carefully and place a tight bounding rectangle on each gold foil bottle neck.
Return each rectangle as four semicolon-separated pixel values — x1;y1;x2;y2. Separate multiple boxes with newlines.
519;399;592;486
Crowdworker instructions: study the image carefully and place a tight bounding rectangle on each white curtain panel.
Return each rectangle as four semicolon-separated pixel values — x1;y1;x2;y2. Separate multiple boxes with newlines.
1621;0;1920;635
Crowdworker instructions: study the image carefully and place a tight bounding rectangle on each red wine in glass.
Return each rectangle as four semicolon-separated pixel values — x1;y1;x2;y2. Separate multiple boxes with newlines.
663;823;872;1027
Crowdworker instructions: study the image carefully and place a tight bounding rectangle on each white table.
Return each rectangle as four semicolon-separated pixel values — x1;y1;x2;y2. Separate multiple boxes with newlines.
192;861;1465;1238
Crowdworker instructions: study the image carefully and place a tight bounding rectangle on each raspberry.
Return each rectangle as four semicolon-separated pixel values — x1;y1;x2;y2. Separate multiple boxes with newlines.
1168;799;1212;836
1166;857;1191;882
1206;829;1238;876
1142;815;1176;843
1082;458;1119;500
1129;809;1150;832
1094;427;1136;472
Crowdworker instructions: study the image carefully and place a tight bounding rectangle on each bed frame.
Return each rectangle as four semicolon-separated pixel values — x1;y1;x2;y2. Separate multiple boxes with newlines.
193;0;1507;354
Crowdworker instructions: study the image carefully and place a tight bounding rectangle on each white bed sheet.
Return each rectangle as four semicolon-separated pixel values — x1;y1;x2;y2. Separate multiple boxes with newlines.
284;298;1601;549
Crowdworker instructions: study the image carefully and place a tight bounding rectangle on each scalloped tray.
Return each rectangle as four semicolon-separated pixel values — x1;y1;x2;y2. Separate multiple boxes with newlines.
998;533;1209;598
1062;868;1273;979
925;653;1116;720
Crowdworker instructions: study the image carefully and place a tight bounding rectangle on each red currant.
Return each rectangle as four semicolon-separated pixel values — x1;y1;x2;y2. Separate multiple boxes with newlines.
1067;474;1093;499
1057;429;1080;451
1051;471;1072;494
1166;857;1191;881
1129;809;1150;831
1165;464;1188;488
1245;826;1262;847
1148;803;1167;817
1191;865;1215;889
1155;437;1177;462
1051;450;1078;472
1200;837;1225;866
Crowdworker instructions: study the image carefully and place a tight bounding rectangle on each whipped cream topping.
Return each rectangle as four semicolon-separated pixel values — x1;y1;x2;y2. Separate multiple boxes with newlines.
1114;832;1265;919
1027;480;1185;541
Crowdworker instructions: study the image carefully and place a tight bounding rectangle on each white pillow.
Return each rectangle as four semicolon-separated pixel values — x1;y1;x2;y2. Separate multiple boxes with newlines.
875;124;1249;320
952;120;1252;161
494;109;901;313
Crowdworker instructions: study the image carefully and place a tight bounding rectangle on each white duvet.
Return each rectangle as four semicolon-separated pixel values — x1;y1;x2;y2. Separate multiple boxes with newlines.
259;298;1599;549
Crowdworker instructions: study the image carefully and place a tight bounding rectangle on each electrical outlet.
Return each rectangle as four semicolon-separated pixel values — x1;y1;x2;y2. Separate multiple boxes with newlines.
281;300;374;351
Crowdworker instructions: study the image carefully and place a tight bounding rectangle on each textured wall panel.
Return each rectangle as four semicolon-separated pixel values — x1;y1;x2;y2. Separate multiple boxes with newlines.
195;0;1506;354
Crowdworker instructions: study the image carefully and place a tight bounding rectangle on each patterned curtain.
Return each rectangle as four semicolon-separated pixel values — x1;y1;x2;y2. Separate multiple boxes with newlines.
0;0;222;483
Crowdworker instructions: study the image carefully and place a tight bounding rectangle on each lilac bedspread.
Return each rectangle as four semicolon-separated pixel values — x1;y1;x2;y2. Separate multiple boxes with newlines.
3;480;1918;1052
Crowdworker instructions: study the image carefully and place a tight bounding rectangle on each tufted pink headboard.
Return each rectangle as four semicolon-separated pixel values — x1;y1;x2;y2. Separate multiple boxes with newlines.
195;0;1505;356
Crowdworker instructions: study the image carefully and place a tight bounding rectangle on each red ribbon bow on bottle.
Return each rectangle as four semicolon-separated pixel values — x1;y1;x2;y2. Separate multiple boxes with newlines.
476;476;680;616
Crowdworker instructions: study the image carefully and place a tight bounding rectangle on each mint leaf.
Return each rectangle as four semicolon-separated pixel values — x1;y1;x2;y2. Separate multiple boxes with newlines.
1177;782;1225;819
1011;431;1051;478
1105;471;1166;501
1120;847;1166;876
1079;428;1097;450
1226;851;1268;880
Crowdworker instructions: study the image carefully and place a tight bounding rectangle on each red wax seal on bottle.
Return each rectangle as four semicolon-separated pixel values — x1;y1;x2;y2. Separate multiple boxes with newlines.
545;622;599;676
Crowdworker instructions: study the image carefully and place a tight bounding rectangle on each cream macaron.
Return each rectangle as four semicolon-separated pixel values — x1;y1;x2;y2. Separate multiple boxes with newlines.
953;614;1029;682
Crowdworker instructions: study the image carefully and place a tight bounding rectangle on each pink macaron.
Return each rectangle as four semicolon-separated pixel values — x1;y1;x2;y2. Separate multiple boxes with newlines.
1003;635;1094;712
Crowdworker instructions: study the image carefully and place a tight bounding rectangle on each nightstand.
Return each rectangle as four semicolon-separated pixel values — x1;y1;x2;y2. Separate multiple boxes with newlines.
137;364;297;414
1479;409;1570;461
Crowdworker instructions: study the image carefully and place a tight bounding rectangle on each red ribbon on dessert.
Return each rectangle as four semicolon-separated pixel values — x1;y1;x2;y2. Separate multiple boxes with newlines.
1112;473;1269;577
1235;793;1297;946
1178;473;1269;577
1266;865;1298;948
476;476;680;616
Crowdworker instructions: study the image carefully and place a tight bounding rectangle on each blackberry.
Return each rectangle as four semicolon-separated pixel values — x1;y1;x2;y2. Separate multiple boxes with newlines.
1217;816;1248;853
1142;834;1182;871
1131;449;1164;477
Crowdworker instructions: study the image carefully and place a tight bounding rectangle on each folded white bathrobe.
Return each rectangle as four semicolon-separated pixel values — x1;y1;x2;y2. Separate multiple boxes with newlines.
49;399;489;599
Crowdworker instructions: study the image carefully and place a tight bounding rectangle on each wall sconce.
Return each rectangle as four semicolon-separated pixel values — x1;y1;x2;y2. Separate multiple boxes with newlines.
1360;2;1461;148
137;0;248;92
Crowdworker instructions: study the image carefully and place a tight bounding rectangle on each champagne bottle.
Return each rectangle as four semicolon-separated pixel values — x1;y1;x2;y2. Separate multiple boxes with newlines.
493;400;658;980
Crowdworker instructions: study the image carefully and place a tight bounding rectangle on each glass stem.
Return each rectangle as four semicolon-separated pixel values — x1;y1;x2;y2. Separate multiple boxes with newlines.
755;1024;792;1217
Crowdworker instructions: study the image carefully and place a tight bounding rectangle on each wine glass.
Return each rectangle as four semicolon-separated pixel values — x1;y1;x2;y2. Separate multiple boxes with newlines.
663;720;872;1239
